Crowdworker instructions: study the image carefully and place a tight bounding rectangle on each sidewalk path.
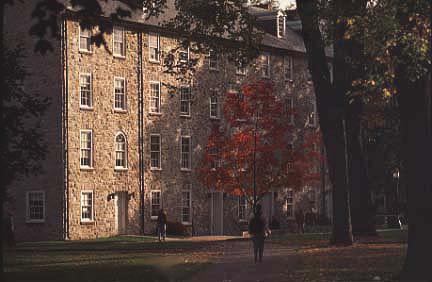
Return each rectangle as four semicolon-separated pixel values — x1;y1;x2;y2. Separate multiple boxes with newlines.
188;239;299;282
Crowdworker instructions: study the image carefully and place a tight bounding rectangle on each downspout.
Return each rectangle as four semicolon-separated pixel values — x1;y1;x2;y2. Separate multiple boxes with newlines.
137;32;145;234
61;15;69;240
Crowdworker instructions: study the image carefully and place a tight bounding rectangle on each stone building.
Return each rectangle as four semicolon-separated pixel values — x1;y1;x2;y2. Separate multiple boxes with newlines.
4;1;331;241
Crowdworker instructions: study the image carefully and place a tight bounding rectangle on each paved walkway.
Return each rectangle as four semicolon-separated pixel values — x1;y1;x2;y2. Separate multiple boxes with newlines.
188;240;298;282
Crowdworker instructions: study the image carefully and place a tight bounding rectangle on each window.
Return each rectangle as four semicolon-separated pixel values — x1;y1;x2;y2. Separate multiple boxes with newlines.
210;94;220;119
113;26;125;57
308;102;318;127
181;188;192;224
150;134;161;169
115;133;127;169
81;191;94;222
286;189;294;218
79;25;92;52
180;86;191;116
236;61;246;75
114;77;126;111
261;54;270;78
284;56;293;81
181;136;191;170
149;82;161;113
149;34;160;62
286;97;294;124
80;130;92;168
209;147;221;170
277;15;286;38
178;48;189;63
328;62;333;83
208;50;219;71
79;73;92;108
26;191;45;222
151;190;161;219
239;195;248;222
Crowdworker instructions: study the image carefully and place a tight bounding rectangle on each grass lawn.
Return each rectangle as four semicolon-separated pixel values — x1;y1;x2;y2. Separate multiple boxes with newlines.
268;229;408;281
4;230;408;282
4;236;223;282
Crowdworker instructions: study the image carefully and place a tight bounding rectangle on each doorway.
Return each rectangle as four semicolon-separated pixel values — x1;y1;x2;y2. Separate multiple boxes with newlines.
210;191;223;235
115;192;128;235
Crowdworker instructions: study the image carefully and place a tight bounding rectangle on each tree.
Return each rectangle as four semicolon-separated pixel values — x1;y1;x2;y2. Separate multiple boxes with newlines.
295;0;354;245
199;79;321;215
0;46;50;279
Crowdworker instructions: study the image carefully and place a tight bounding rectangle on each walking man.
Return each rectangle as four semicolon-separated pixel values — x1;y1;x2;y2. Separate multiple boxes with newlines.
157;209;167;242
248;204;268;263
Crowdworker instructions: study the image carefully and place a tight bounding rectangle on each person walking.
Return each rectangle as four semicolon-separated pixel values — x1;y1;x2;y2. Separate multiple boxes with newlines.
157;209;167;242
295;208;305;234
248;204;269;263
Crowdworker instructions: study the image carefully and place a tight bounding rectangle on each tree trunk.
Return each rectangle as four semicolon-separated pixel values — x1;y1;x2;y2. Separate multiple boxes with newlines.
296;0;353;245
346;99;376;236
397;68;432;282
1;0;5;278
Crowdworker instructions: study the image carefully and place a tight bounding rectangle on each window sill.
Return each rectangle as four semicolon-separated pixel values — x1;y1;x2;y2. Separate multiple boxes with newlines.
114;109;128;113
285;79;294;83
148;112;162;116
113;54;126;59
149;59;160;64
80;166;94;171
236;72;246;76
80;106;94;111
26;219;45;224
80;220;95;225
239;219;248;223
150;167;162;171
209;68;219;72
180;168;192;172
79;49;93;55
180;114;191;118
210;117;221;121
182;222;192;226
114;167;128;172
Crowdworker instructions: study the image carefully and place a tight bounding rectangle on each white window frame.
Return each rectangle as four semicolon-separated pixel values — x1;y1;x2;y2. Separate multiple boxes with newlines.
150;134;161;170
286;96;294;124
80;190;94;222
181;187;192;225
80;129;93;169
178;47;189;64
149;81;161;114
277;14;286;38
114;132;128;170
26;191;46;223
180;86;191;117
208;50;219;71
238;195;248;222
113;26;126;58
180;136;192;171
150;190;162;219
114;77;127;111
284;56;293;81
209;94;220;119
261;53;270;78
79;24;92;53
328;62;333;83
286;189;294;219
236;61;247;75
148;33;160;63
79;73;92;109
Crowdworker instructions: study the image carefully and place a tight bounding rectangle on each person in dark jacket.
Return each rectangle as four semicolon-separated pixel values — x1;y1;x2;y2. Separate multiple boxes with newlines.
295;208;305;234
157;209;167;242
248;204;268;263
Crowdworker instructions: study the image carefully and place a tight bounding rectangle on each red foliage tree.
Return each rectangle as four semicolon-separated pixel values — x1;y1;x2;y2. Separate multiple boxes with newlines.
199;79;321;216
